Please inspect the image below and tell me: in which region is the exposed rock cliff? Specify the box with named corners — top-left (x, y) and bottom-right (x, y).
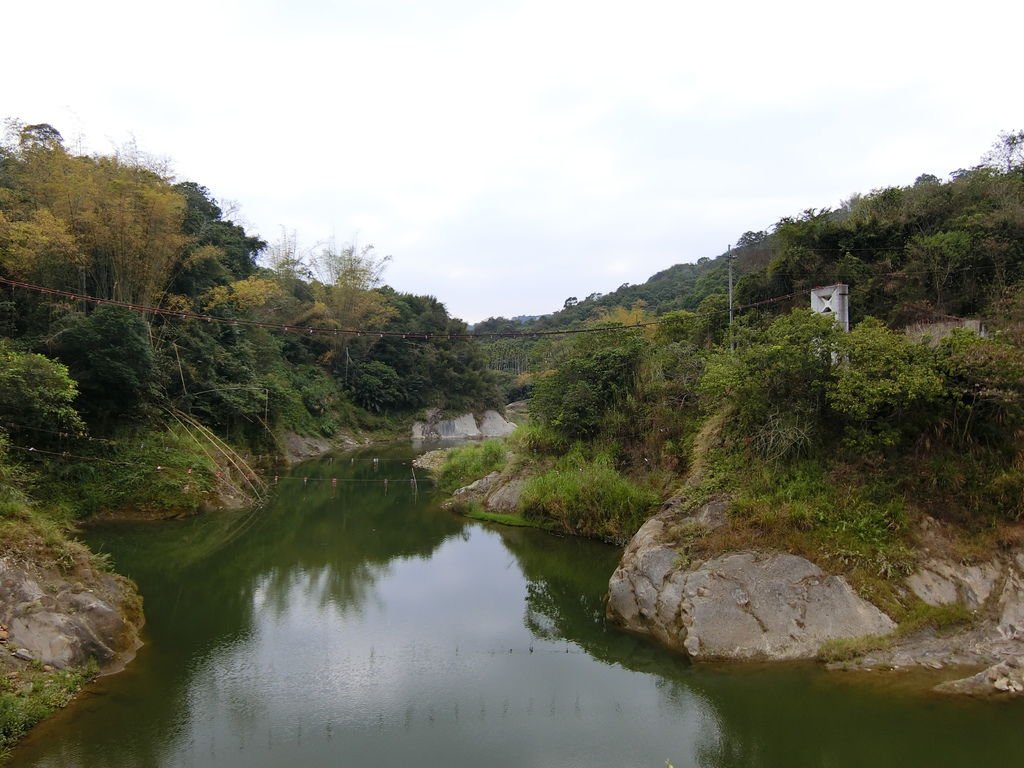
top-left (412, 409), bottom-right (516, 440)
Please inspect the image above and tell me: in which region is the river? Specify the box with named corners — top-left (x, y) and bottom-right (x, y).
top-left (9, 445), bottom-right (1024, 767)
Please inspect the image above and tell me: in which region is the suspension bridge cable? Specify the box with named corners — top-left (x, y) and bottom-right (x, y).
top-left (1, 260), bottom-right (1008, 343)
top-left (0, 275), bottom-right (809, 338)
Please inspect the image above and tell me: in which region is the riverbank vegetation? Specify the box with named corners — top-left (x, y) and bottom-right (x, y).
top-left (4, 120), bottom-right (1024, 746)
top-left (0, 120), bottom-right (502, 752)
top-left (438, 440), bottom-right (508, 492)
top-left (0, 120), bottom-right (500, 520)
top-left (0, 433), bottom-right (133, 761)
top-left (451, 133), bottom-right (1024, 617)
top-left (0, 658), bottom-right (98, 760)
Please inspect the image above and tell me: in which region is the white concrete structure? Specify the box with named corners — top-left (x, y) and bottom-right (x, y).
top-left (810, 284), bottom-right (850, 332)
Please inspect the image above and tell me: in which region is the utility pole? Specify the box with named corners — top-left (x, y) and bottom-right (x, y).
top-left (727, 244), bottom-right (734, 351)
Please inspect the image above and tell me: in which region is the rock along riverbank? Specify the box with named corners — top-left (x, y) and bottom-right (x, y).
top-left (605, 501), bottom-right (1024, 699)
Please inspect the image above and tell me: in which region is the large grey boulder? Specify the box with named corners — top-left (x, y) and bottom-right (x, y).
top-left (451, 472), bottom-right (502, 503)
top-left (0, 556), bottom-right (140, 670)
top-left (607, 512), bottom-right (896, 661)
top-left (486, 478), bottom-right (526, 513)
top-left (478, 411), bottom-right (517, 437)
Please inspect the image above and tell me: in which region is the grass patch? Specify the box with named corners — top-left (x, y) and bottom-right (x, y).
top-left (895, 601), bottom-right (974, 635)
top-left (34, 424), bottom-right (220, 519)
top-left (817, 602), bottom-right (975, 664)
top-left (438, 440), bottom-right (508, 492)
top-left (508, 422), bottom-right (567, 457)
top-left (680, 449), bottom-right (917, 613)
top-left (0, 659), bottom-right (98, 759)
top-left (519, 447), bottom-right (658, 544)
top-left (693, 453), bottom-right (911, 567)
top-left (0, 479), bottom-right (90, 573)
top-left (818, 634), bottom-right (894, 663)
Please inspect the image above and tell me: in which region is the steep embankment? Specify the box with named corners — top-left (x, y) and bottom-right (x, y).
top-left (0, 509), bottom-right (143, 755)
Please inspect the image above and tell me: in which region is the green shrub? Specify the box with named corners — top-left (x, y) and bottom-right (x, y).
top-left (531, 334), bottom-right (645, 441)
top-left (0, 341), bottom-right (85, 443)
top-left (0, 660), bottom-right (97, 757)
top-left (40, 425), bottom-right (218, 517)
top-left (828, 317), bottom-right (943, 450)
top-left (519, 448), bottom-right (657, 543)
top-left (438, 440), bottom-right (508, 492)
top-left (699, 310), bottom-right (839, 454)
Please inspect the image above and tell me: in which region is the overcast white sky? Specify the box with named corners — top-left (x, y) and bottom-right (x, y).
top-left (5, 0), bottom-right (1022, 322)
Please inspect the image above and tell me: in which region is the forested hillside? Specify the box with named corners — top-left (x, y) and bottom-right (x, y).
top-left (0, 120), bottom-right (509, 545)
top-left (461, 133), bottom-right (1024, 601)
top-left (0, 122), bottom-right (497, 449)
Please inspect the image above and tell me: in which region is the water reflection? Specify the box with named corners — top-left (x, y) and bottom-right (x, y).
top-left (10, 446), bottom-right (1024, 768)
top-left (498, 519), bottom-right (1024, 768)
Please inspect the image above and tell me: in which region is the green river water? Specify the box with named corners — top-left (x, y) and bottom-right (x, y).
top-left (9, 445), bottom-right (1023, 767)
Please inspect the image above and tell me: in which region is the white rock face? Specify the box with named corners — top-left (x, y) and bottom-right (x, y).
top-left (478, 410), bottom-right (517, 437)
top-left (607, 512), bottom-right (896, 661)
top-left (412, 410), bottom-right (516, 440)
top-left (998, 566), bottom-right (1024, 641)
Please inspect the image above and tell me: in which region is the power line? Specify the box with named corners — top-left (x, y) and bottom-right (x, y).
top-left (0, 276), bottom-right (655, 339)
top-left (1, 260), bottom-right (1011, 343)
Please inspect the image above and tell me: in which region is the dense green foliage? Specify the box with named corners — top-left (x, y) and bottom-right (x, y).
top-left (0, 341), bottom-right (85, 445)
top-left (530, 333), bottom-right (646, 441)
top-left (505, 132), bottom-right (1024, 562)
top-left (519, 448), bottom-right (658, 544)
top-left (0, 121), bottom-right (498, 477)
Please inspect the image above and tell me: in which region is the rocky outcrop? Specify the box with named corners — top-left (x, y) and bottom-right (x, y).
top-left (819, 557), bottom-right (1024, 684)
top-left (412, 449), bottom-right (449, 473)
top-left (906, 558), bottom-right (1001, 612)
top-left (607, 505), bottom-right (896, 661)
top-left (0, 555), bottom-right (142, 670)
top-left (444, 472), bottom-right (528, 516)
top-left (486, 478), bottom-right (526, 513)
top-left (935, 658), bottom-right (1024, 698)
top-left (412, 409), bottom-right (516, 440)
top-left (451, 472), bottom-right (502, 503)
top-left (817, 522), bottom-right (1024, 693)
top-left (281, 432), bottom-right (335, 463)
top-left (997, 556), bottom-right (1024, 641)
